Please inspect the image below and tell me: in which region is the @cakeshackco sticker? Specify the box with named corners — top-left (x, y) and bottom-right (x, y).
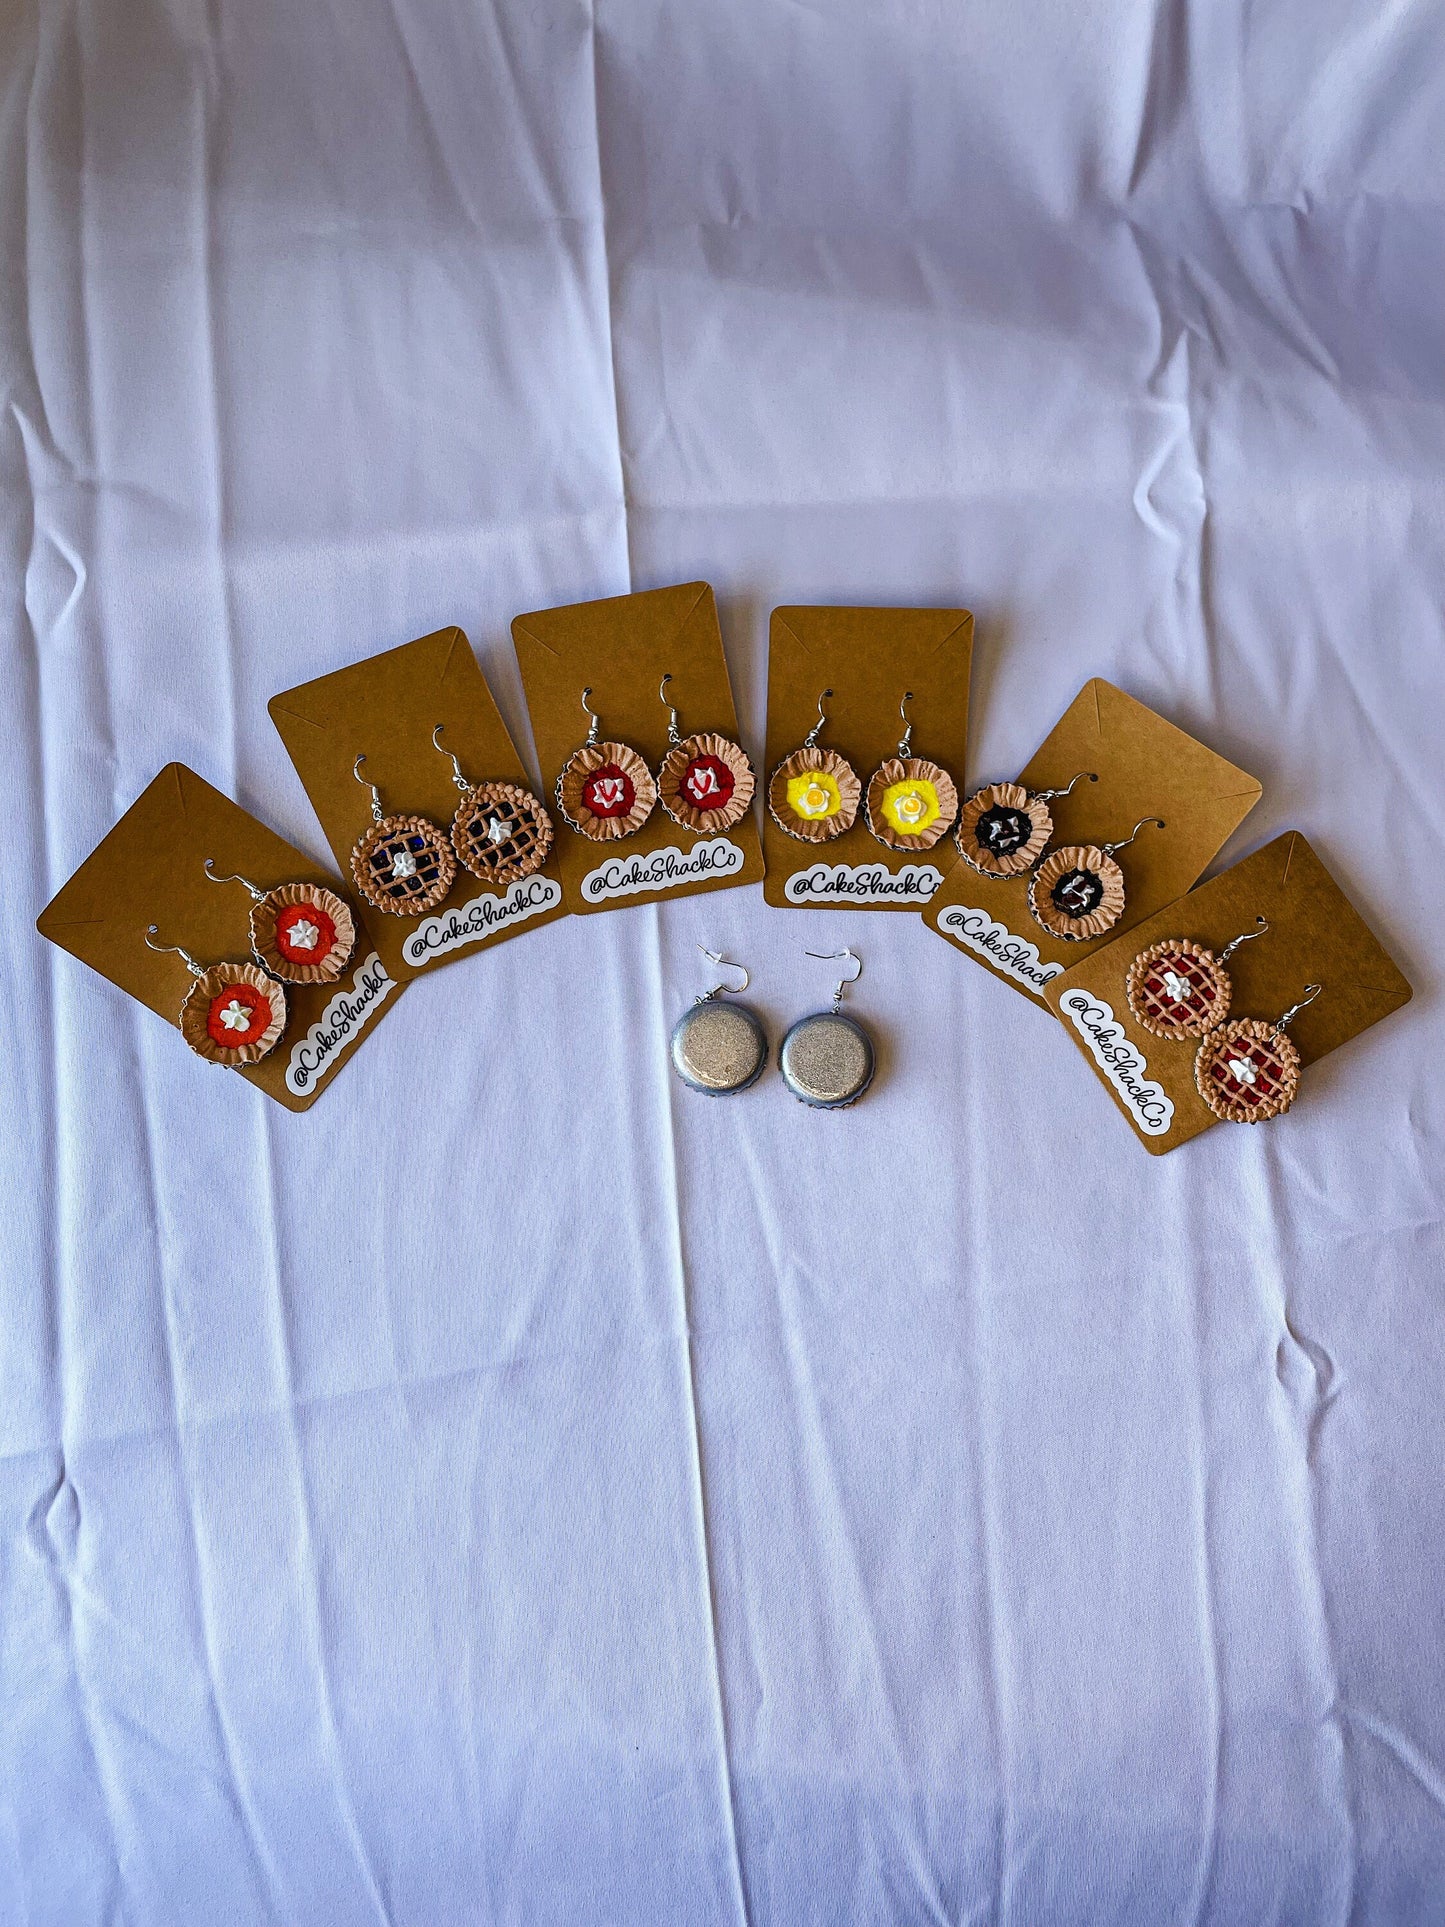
top-left (784, 861), bottom-right (943, 905)
top-left (285, 952), bottom-right (396, 1096)
top-left (1059, 988), bottom-right (1174, 1136)
top-left (936, 904), bottom-right (1063, 997)
top-left (402, 876), bottom-right (561, 966)
top-left (581, 838), bottom-right (745, 904)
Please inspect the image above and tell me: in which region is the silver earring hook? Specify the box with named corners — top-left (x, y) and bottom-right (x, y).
top-left (804, 689), bottom-right (833, 750)
top-left (805, 945), bottom-right (862, 1012)
top-left (581, 687), bottom-right (600, 748)
top-left (144, 925), bottom-right (205, 978)
top-left (432, 724), bottom-right (471, 794)
top-left (1101, 815), bottom-right (1165, 858)
top-left (1275, 982), bottom-right (1322, 1034)
top-left (1218, 915), bottom-right (1269, 965)
top-left (660, 674), bottom-right (682, 748)
top-left (203, 858), bottom-right (265, 902)
top-left (1032, 770), bottom-right (1098, 803)
top-left (697, 944), bottom-right (749, 1002)
top-left (353, 754), bottom-right (384, 824)
top-left (897, 691), bottom-right (914, 758)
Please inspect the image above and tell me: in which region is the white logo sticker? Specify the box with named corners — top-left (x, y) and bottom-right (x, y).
top-left (1059, 989), bottom-right (1175, 1136)
top-left (402, 875), bottom-right (561, 966)
top-left (285, 952), bottom-right (396, 1096)
top-left (581, 838), bottom-right (745, 903)
top-left (936, 904), bottom-right (1063, 998)
top-left (784, 861), bottom-right (943, 905)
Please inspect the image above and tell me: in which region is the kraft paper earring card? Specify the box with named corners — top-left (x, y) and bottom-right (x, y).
top-left (761, 605), bottom-right (973, 911)
top-left (36, 765), bottom-right (402, 1111)
top-left (1045, 832), bottom-right (1411, 1153)
top-left (924, 679), bottom-right (1262, 1002)
top-left (270, 627), bottom-right (567, 983)
top-left (511, 582), bottom-right (765, 914)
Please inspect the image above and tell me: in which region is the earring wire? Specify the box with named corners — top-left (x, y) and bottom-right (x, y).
top-left (805, 946), bottom-right (862, 1012)
top-left (432, 724), bottom-right (471, 794)
top-left (353, 755), bottom-right (385, 823)
top-left (697, 945), bottom-right (749, 1002)
top-left (660, 675), bottom-right (682, 748)
top-left (581, 687), bottom-right (600, 748)
top-left (203, 859), bottom-right (265, 902)
top-left (803, 689), bottom-right (833, 751)
top-left (1219, 915), bottom-right (1269, 965)
top-left (144, 925), bottom-right (205, 978)
top-left (1275, 983), bottom-right (1322, 1034)
top-left (1032, 770), bottom-right (1097, 803)
top-left (897, 691), bottom-right (914, 759)
top-left (1102, 816), bottom-right (1165, 857)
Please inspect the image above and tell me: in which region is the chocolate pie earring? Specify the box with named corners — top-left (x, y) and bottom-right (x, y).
top-left (655, 675), bottom-right (755, 834)
top-left (432, 725), bottom-right (554, 888)
top-left (144, 925), bottom-right (287, 1066)
top-left (556, 688), bottom-right (657, 840)
top-left (780, 948), bottom-right (875, 1109)
top-left (203, 859), bottom-right (356, 985)
top-left (768, 689), bottom-right (862, 842)
top-left (955, 770), bottom-right (1097, 878)
top-left (864, 692), bottom-right (959, 851)
top-left (349, 755), bottom-right (456, 916)
top-left (1195, 982), bottom-right (1322, 1123)
top-left (669, 947), bottom-right (768, 1096)
top-left (1028, 814), bottom-right (1165, 943)
top-left (1126, 916), bottom-right (1269, 1039)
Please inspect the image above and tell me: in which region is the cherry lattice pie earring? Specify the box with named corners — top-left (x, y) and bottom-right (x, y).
top-left (556, 688), bottom-right (657, 840)
top-left (432, 725), bottom-right (554, 888)
top-left (1195, 982), bottom-right (1322, 1123)
top-left (670, 947), bottom-right (768, 1096)
top-left (349, 755), bottom-right (456, 916)
top-left (780, 948), bottom-right (875, 1109)
top-left (1126, 916), bottom-right (1269, 1039)
top-left (955, 770), bottom-right (1097, 878)
top-left (768, 689), bottom-right (861, 842)
top-left (203, 858), bottom-right (355, 985)
top-left (864, 692), bottom-right (959, 851)
top-left (1028, 814), bottom-right (1165, 943)
top-left (655, 675), bottom-right (755, 834)
top-left (145, 925), bottom-right (287, 1066)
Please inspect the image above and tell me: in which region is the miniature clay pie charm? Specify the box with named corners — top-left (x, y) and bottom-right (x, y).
top-left (658, 732), bottom-right (755, 834)
top-left (452, 780), bottom-right (554, 885)
top-left (768, 746), bottom-right (861, 842)
top-left (1126, 939), bottom-right (1232, 1039)
top-left (1194, 1020), bottom-right (1302, 1123)
top-left (556, 741), bottom-right (657, 841)
top-left (180, 963), bottom-right (287, 1066)
top-left (865, 757), bottom-right (958, 852)
top-left (249, 883), bottom-right (355, 985)
top-left (955, 781), bottom-right (1053, 878)
top-left (1028, 844), bottom-right (1127, 942)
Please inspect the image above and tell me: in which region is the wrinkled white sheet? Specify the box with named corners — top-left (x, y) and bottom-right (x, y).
top-left (3, 1), bottom-right (1444, 1920)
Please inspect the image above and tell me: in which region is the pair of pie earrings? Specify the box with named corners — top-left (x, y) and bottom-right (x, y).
top-left (555, 679), bottom-right (755, 841)
top-left (349, 729), bottom-right (554, 916)
top-left (768, 690), bottom-right (959, 851)
top-left (1126, 916), bottom-right (1324, 1121)
top-left (669, 945), bottom-right (875, 1108)
top-left (147, 858), bottom-right (358, 1066)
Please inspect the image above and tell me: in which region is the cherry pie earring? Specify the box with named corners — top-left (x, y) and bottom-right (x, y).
top-left (556, 688), bottom-right (657, 840)
top-left (203, 858), bottom-right (355, 985)
top-left (349, 755), bottom-right (456, 916)
top-left (1126, 916), bottom-right (1269, 1039)
top-left (1028, 814), bottom-right (1165, 943)
top-left (432, 725), bottom-right (554, 888)
top-left (1195, 982), bottom-right (1322, 1123)
top-left (779, 948), bottom-right (875, 1109)
top-left (864, 691), bottom-right (959, 851)
top-left (655, 675), bottom-right (755, 834)
top-left (955, 770), bottom-right (1097, 878)
top-left (144, 925), bottom-right (287, 1066)
top-left (768, 689), bottom-right (862, 842)
top-left (669, 947), bottom-right (768, 1095)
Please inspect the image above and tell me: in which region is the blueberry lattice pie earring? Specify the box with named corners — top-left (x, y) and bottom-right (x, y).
top-left (556, 688), bottom-right (657, 840)
top-left (1126, 916), bottom-right (1269, 1039)
top-left (203, 858), bottom-right (356, 985)
top-left (864, 692), bottom-right (959, 851)
top-left (1028, 814), bottom-right (1165, 943)
top-left (349, 754), bottom-right (456, 916)
top-left (432, 725), bottom-right (554, 888)
top-left (669, 947), bottom-right (768, 1095)
top-left (655, 675), bottom-right (755, 834)
top-left (779, 948), bottom-right (875, 1109)
top-left (955, 770), bottom-right (1097, 878)
top-left (144, 924), bottom-right (287, 1065)
top-left (768, 689), bottom-right (862, 842)
top-left (1195, 982), bottom-right (1322, 1123)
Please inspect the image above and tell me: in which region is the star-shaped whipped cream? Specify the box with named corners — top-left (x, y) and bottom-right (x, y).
top-left (288, 918), bottom-right (320, 951)
top-left (1227, 1055), bottom-right (1258, 1086)
top-left (1162, 969), bottom-right (1192, 1003)
top-left (487, 815), bottom-right (510, 844)
top-left (218, 998), bottom-right (253, 1033)
top-left (391, 849), bottom-right (418, 879)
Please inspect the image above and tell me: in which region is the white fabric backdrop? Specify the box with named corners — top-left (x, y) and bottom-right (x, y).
top-left (3, 1), bottom-right (1443, 1920)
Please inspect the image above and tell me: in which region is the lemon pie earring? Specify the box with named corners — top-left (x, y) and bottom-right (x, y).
top-left (655, 675), bottom-right (755, 833)
top-left (432, 725), bottom-right (554, 888)
top-left (955, 770), bottom-right (1097, 878)
top-left (349, 755), bottom-right (456, 916)
top-left (768, 689), bottom-right (861, 842)
top-left (556, 688), bottom-right (657, 840)
top-left (1195, 982), bottom-right (1322, 1123)
top-left (1028, 814), bottom-right (1165, 943)
top-left (670, 948), bottom-right (768, 1095)
top-left (144, 925), bottom-right (287, 1066)
top-left (864, 691), bottom-right (959, 851)
top-left (1126, 917), bottom-right (1269, 1039)
top-left (780, 948), bottom-right (875, 1109)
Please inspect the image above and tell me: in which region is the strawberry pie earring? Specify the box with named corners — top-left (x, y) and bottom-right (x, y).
top-left (768, 689), bottom-right (861, 842)
top-left (1126, 916), bottom-right (1269, 1039)
top-left (1195, 982), bottom-right (1322, 1123)
top-left (864, 692), bottom-right (959, 851)
top-left (780, 948), bottom-right (875, 1109)
top-left (203, 859), bottom-right (356, 984)
top-left (432, 725), bottom-right (554, 888)
top-left (1028, 814), bottom-right (1165, 943)
top-left (655, 675), bottom-right (755, 833)
top-left (556, 688), bottom-right (657, 840)
top-left (669, 947), bottom-right (768, 1095)
top-left (955, 770), bottom-right (1097, 878)
top-left (349, 755), bottom-right (456, 915)
top-left (144, 925), bottom-right (287, 1065)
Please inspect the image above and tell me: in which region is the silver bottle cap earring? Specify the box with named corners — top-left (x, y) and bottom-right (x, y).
top-left (779, 949), bottom-right (875, 1108)
top-left (670, 948), bottom-right (768, 1095)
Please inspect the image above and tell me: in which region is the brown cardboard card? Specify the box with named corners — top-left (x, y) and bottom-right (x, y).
top-left (511, 582), bottom-right (764, 912)
top-left (270, 627), bottom-right (567, 981)
top-left (1045, 832), bottom-right (1412, 1153)
top-left (35, 765), bottom-right (402, 1111)
top-left (925, 680), bottom-right (1262, 1002)
top-left (761, 605), bottom-right (974, 911)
